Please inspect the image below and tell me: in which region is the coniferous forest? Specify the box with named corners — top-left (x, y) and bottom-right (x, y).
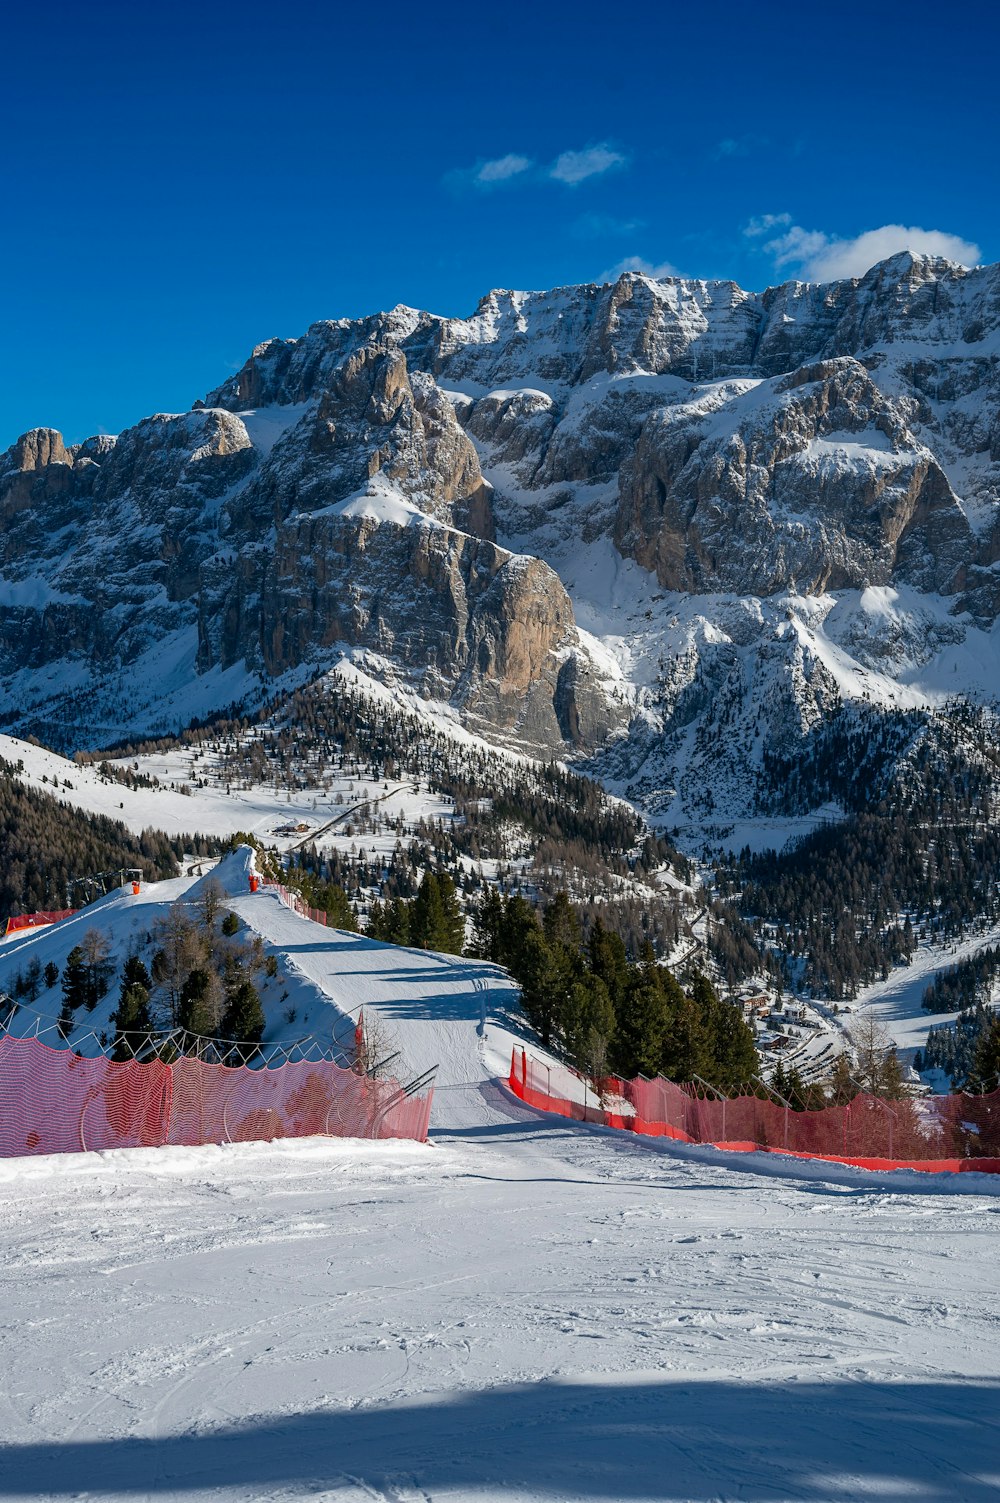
top-left (0, 758), bottom-right (218, 917)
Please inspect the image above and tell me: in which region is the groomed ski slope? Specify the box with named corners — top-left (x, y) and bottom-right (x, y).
top-left (0, 849), bottom-right (532, 1122)
top-left (1, 855), bottom-right (999, 1501)
top-left (2, 1124), bottom-right (998, 1501)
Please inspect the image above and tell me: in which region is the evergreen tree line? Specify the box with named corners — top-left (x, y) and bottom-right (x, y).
top-left (725, 808), bottom-right (1000, 998)
top-left (252, 844), bottom-right (759, 1092)
top-left (85, 673), bottom-right (713, 970)
top-left (470, 888), bottom-right (759, 1089)
top-left (914, 1003), bottom-right (1000, 1090)
top-left (755, 703), bottom-right (929, 816)
top-left (755, 699), bottom-right (1000, 821)
top-left (724, 700), bottom-right (1000, 998)
top-left (0, 759), bottom-right (220, 918)
top-left (921, 946), bottom-right (1000, 1014)
top-left (267, 835), bottom-right (704, 968)
top-left (50, 885), bottom-right (270, 1062)
top-left (367, 871), bottom-right (465, 953)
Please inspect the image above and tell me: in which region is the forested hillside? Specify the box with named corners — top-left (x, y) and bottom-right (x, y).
top-left (0, 758), bottom-right (216, 917)
top-left (718, 703), bottom-right (1000, 998)
top-left (95, 680), bottom-right (732, 965)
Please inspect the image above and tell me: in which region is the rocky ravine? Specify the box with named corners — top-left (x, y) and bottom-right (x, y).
top-left (2, 252), bottom-right (999, 834)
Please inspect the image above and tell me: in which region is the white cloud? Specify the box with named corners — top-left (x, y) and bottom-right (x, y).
top-left (573, 212), bottom-right (645, 239)
top-left (711, 134), bottom-right (766, 161)
top-left (762, 223), bottom-right (831, 268)
top-left (446, 142), bottom-right (629, 194)
top-left (803, 225), bottom-right (981, 281)
top-left (744, 214), bottom-right (980, 281)
top-left (743, 212), bottom-right (792, 239)
top-left (474, 154), bottom-right (534, 185)
top-left (600, 255), bottom-right (679, 283)
top-left (550, 144), bottom-right (626, 185)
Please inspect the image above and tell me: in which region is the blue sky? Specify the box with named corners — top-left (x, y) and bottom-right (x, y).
top-left (2, 0), bottom-right (996, 445)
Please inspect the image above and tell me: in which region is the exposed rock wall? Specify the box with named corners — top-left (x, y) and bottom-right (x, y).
top-left (2, 252), bottom-right (999, 756)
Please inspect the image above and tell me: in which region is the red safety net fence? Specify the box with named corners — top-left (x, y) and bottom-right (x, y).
top-left (508, 1048), bottom-right (1000, 1175)
top-left (4, 909), bottom-right (76, 936)
top-left (260, 880), bottom-right (330, 926)
top-left (0, 1035), bottom-right (433, 1159)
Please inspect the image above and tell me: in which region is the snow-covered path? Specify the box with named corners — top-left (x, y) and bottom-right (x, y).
top-left (1, 1127), bottom-right (998, 1502)
top-left (225, 882), bottom-right (522, 1132)
top-left (854, 920), bottom-right (1000, 1056)
top-left (2, 854), bottom-right (1000, 1500)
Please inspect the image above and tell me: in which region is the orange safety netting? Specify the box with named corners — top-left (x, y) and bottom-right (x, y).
top-left (259, 880), bottom-right (330, 926)
top-left (508, 1048), bottom-right (1000, 1175)
top-left (0, 1035), bottom-right (433, 1160)
top-left (5, 909), bottom-right (76, 935)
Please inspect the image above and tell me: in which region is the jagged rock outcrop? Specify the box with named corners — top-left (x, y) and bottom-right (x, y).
top-left (613, 357), bottom-right (974, 596)
top-left (2, 252), bottom-right (999, 778)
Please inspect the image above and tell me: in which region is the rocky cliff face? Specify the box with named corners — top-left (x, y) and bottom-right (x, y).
top-left (2, 253), bottom-right (999, 827)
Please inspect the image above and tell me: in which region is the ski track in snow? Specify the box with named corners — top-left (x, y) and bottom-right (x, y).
top-left (1, 1129), bottom-right (999, 1502)
top-left (1, 855), bottom-right (999, 1500)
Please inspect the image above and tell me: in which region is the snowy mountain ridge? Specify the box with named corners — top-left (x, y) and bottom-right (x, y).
top-left (3, 251), bottom-right (1000, 845)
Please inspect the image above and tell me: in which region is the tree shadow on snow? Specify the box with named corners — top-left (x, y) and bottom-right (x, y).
top-left (2, 1377), bottom-right (997, 1499)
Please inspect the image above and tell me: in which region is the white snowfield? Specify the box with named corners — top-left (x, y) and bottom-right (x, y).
top-left (1, 853), bottom-right (999, 1501)
top-left (0, 720), bottom-right (464, 854)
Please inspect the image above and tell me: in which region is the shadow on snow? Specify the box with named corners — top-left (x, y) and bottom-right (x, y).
top-left (2, 1378), bottom-right (997, 1499)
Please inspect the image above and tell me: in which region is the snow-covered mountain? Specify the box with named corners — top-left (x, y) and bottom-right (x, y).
top-left (3, 252), bottom-right (1000, 841)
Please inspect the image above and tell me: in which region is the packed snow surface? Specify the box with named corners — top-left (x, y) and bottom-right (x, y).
top-left (2, 857), bottom-right (999, 1500)
top-left (2, 1130), bottom-right (998, 1502)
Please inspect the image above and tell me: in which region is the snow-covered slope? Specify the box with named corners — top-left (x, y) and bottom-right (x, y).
top-left (0, 849), bottom-right (530, 1127)
top-left (1, 1095), bottom-right (998, 1501)
top-left (0, 724), bottom-right (463, 852)
top-left (4, 252), bottom-right (1000, 844)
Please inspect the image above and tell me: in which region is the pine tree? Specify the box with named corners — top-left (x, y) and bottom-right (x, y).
top-left (967, 1014), bottom-right (1000, 1094)
top-left (222, 976), bottom-right (265, 1044)
top-left (410, 873), bottom-right (443, 950)
top-left (178, 967), bottom-right (221, 1037)
top-left (61, 947), bottom-right (88, 1012)
top-left (433, 872), bottom-right (465, 954)
top-left (543, 892), bottom-right (580, 955)
top-left (43, 961), bottom-right (59, 990)
top-left (564, 971), bottom-right (615, 1076)
top-left (111, 982), bottom-right (152, 1062)
top-left (499, 895), bottom-right (542, 976)
top-left (323, 885), bottom-right (357, 932)
top-left (660, 971), bottom-right (710, 1083)
top-left (409, 871), bottom-right (463, 953)
top-left (587, 919), bottom-right (629, 1010)
top-left (828, 1053), bottom-right (857, 1104)
top-left (471, 887), bottom-right (505, 962)
top-left (383, 897), bottom-right (412, 945)
top-left (613, 965), bottom-right (669, 1078)
top-left (122, 954), bottom-right (152, 992)
top-left (689, 971), bottom-right (758, 1090)
top-left (22, 958), bottom-right (42, 1002)
top-left (518, 930), bottom-right (566, 1049)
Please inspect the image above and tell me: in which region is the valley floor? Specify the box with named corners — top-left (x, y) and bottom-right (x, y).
top-left (2, 1108), bottom-right (999, 1502)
